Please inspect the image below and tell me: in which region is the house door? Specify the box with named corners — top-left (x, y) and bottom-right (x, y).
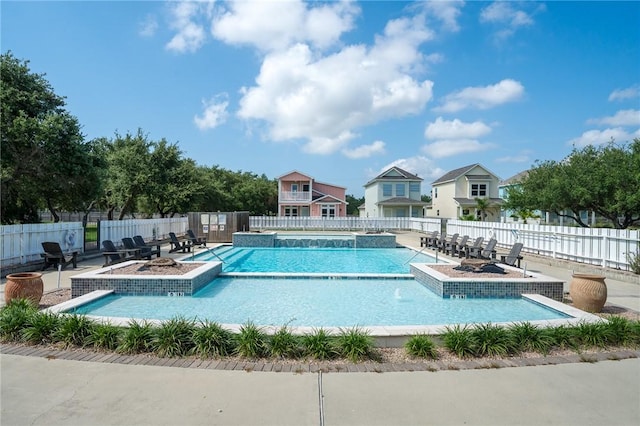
top-left (321, 205), bottom-right (336, 218)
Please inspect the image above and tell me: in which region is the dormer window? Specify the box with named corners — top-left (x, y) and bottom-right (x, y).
top-left (471, 183), bottom-right (487, 197)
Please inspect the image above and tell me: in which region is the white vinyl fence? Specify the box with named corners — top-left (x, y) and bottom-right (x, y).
top-left (1, 217), bottom-right (188, 269)
top-left (249, 216), bottom-right (438, 232)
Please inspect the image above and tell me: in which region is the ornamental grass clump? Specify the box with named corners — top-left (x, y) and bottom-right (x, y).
top-left (21, 311), bottom-right (60, 345)
top-left (87, 323), bottom-right (122, 351)
top-left (268, 326), bottom-right (301, 359)
top-left (192, 320), bottom-right (234, 358)
top-left (405, 334), bottom-right (439, 360)
top-left (604, 316), bottom-right (636, 347)
top-left (117, 320), bottom-right (155, 354)
top-left (152, 316), bottom-right (196, 357)
top-left (442, 324), bottom-right (477, 358)
top-left (55, 314), bottom-right (95, 348)
top-left (574, 321), bottom-right (613, 349)
top-left (471, 323), bottom-right (514, 357)
top-left (302, 328), bottom-right (337, 360)
top-left (335, 326), bottom-right (374, 363)
top-left (0, 299), bottom-right (37, 342)
top-left (235, 321), bottom-right (268, 358)
top-left (548, 324), bottom-right (578, 351)
top-left (508, 322), bottom-right (555, 355)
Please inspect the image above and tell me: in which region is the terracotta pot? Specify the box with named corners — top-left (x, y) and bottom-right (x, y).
top-left (569, 273), bottom-right (607, 313)
top-left (4, 272), bottom-right (44, 306)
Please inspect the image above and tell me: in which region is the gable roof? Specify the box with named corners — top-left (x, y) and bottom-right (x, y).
top-left (499, 170), bottom-right (529, 186)
top-left (364, 166), bottom-right (422, 187)
top-left (277, 170), bottom-right (346, 190)
top-left (432, 163), bottom-right (501, 185)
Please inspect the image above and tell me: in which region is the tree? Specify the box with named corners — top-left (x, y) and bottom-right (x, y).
top-left (346, 194), bottom-right (364, 216)
top-left (474, 197), bottom-right (497, 221)
top-left (1, 51), bottom-right (101, 223)
top-left (506, 140), bottom-right (640, 229)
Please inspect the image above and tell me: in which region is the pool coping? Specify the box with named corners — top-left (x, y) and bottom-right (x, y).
top-left (45, 290), bottom-right (604, 348)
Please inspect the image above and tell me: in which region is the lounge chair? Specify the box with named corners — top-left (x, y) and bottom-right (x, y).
top-left (169, 232), bottom-right (191, 253)
top-left (133, 235), bottom-right (161, 258)
top-left (40, 241), bottom-right (78, 271)
top-left (470, 238), bottom-right (497, 260)
top-left (102, 240), bottom-right (138, 267)
top-left (187, 229), bottom-right (207, 247)
top-left (498, 242), bottom-right (524, 268)
top-left (441, 233), bottom-right (459, 254)
top-left (122, 237), bottom-right (153, 260)
top-left (462, 237), bottom-right (484, 258)
top-left (420, 231), bottom-right (438, 247)
top-left (446, 235), bottom-right (468, 256)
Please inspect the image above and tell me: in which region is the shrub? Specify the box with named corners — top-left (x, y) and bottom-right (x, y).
top-left (605, 316), bottom-right (635, 347)
top-left (626, 248), bottom-right (640, 275)
top-left (405, 334), bottom-right (438, 359)
top-left (0, 299), bottom-right (37, 342)
top-left (442, 324), bottom-right (476, 358)
top-left (192, 320), bottom-right (234, 358)
top-left (574, 321), bottom-right (612, 349)
top-left (87, 323), bottom-right (122, 350)
top-left (509, 322), bottom-right (554, 355)
top-left (335, 327), bottom-right (374, 363)
top-left (302, 328), bottom-right (337, 360)
top-left (55, 314), bottom-right (95, 347)
top-left (235, 321), bottom-right (267, 358)
top-left (22, 311), bottom-right (60, 345)
top-left (268, 326), bottom-right (301, 359)
top-left (152, 316), bottom-right (196, 357)
top-left (548, 325), bottom-right (578, 350)
top-left (472, 323), bottom-right (514, 357)
top-left (118, 320), bottom-right (155, 354)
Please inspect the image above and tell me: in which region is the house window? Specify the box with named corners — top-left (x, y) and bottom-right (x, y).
top-left (284, 207), bottom-right (298, 217)
top-left (302, 184), bottom-right (310, 192)
top-left (409, 183), bottom-right (420, 193)
top-left (436, 210), bottom-right (440, 216)
top-left (471, 183), bottom-right (487, 197)
top-left (382, 184), bottom-right (392, 196)
top-left (462, 209), bottom-right (469, 215)
top-left (291, 184), bottom-right (298, 192)
top-left (396, 184), bottom-right (405, 197)
top-left (434, 188), bottom-right (438, 198)
top-left (321, 204), bottom-right (336, 218)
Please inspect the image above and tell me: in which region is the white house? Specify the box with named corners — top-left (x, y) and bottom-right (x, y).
top-left (360, 167), bottom-right (427, 217)
top-left (425, 163), bottom-right (503, 221)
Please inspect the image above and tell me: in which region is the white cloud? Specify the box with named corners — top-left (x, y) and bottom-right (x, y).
top-left (422, 139), bottom-right (496, 158)
top-left (587, 109), bottom-right (640, 127)
top-left (435, 79), bottom-right (524, 113)
top-left (609, 85), bottom-right (640, 101)
top-left (211, 0), bottom-right (359, 52)
top-left (237, 13), bottom-right (435, 155)
top-left (568, 128), bottom-right (640, 147)
top-left (139, 14), bottom-right (158, 37)
top-left (423, 0), bottom-right (464, 32)
top-left (165, 1), bottom-right (208, 53)
top-left (495, 153), bottom-right (531, 164)
top-left (342, 140), bottom-right (386, 159)
top-left (425, 117), bottom-right (492, 140)
top-left (194, 95), bottom-right (229, 130)
top-left (380, 156), bottom-right (444, 182)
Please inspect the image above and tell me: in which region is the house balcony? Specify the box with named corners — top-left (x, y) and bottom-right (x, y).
top-left (280, 191), bottom-right (311, 202)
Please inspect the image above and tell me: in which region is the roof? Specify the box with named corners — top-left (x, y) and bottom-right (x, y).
top-left (453, 197), bottom-right (504, 206)
top-left (376, 197), bottom-right (428, 206)
top-left (432, 164), bottom-right (478, 185)
top-left (277, 170), bottom-right (347, 190)
top-left (499, 170), bottom-right (529, 186)
top-left (364, 166), bottom-right (422, 187)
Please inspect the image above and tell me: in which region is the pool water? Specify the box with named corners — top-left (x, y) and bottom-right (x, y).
top-left (192, 247), bottom-right (434, 273)
top-left (72, 277), bottom-right (569, 327)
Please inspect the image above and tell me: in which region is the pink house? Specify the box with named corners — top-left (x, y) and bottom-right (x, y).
top-left (277, 171), bottom-right (348, 217)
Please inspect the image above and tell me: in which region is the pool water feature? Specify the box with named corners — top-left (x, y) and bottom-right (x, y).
top-left (193, 246), bottom-right (435, 274)
top-left (71, 276), bottom-right (570, 327)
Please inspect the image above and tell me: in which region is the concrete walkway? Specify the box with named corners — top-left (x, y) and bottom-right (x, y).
top-left (1, 231), bottom-right (640, 425)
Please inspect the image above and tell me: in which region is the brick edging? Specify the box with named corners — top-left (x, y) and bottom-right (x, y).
top-left (2, 343), bottom-right (638, 373)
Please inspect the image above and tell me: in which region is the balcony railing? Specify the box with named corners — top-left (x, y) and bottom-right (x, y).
top-left (280, 191), bottom-right (311, 202)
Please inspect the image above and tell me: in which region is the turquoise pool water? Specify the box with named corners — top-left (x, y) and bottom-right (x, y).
top-left (191, 246), bottom-right (434, 273)
top-left (72, 277), bottom-right (569, 326)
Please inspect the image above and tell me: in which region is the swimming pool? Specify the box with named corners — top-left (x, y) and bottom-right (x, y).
top-left (190, 246), bottom-right (435, 274)
top-left (71, 277), bottom-right (570, 327)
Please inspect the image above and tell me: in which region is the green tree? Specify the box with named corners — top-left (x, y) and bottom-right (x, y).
top-left (346, 194), bottom-right (364, 216)
top-left (1, 52), bottom-right (101, 223)
top-left (507, 140), bottom-right (640, 228)
top-left (474, 197), bottom-right (497, 222)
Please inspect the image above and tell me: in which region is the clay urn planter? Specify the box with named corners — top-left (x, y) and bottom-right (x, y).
top-left (4, 272), bottom-right (44, 306)
top-left (569, 273), bottom-right (607, 313)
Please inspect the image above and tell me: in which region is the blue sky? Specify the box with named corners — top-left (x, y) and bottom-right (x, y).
top-left (3, 1), bottom-right (639, 197)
